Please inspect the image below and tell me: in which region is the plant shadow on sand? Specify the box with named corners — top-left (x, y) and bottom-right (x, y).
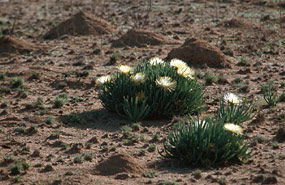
top-left (59, 108), bottom-right (171, 132)
top-left (150, 158), bottom-right (238, 176)
top-left (59, 108), bottom-right (125, 132)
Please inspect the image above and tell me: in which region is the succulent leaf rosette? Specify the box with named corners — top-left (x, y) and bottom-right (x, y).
top-left (217, 92), bottom-right (254, 125)
top-left (161, 116), bottom-right (251, 167)
top-left (98, 57), bottom-right (204, 121)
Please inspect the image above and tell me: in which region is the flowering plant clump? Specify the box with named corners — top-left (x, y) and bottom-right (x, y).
top-left (216, 93), bottom-right (254, 125)
top-left (98, 58), bottom-right (204, 121)
top-left (161, 116), bottom-right (251, 167)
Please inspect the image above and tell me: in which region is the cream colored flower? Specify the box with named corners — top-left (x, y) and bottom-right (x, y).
top-left (149, 57), bottom-right (164, 66)
top-left (96, 75), bottom-right (111, 85)
top-left (170, 58), bottom-right (188, 69)
top-left (177, 66), bottom-right (195, 78)
top-left (224, 93), bottom-right (241, 104)
top-left (117, 65), bottom-right (133, 74)
top-left (156, 76), bottom-right (177, 91)
top-left (224, 123), bottom-right (243, 135)
top-left (130, 73), bottom-right (146, 85)
top-left (135, 91), bottom-right (145, 101)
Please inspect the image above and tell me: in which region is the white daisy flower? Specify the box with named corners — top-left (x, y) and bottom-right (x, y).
top-left (224, 93), bottom-right (241, 104)
top-left (130, 73), bottom-right (146, 85)
top-left (224, 123), bottom-right (243, 135)
top-left (96, 75), bottom-right (112, 85)
top-left (155, 76), bottom-right (177, 91)
top-left (149, 57), bottom-right (164, 66)
top-left (117, 65), bottom-right (133, 74)
top-left (170, 58), bottom-right (188, 69)
top-left (177, 66), bottom-right (195, 78)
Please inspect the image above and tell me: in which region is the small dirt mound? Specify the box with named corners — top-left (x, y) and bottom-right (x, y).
top-left (0, 36), bottom-right (38, 55)
top-left (94, 153), bottom-right (145, 176)
top-left (111, 29), bottom-right (180, 48)
top-left (218, 18), bottom-right (259, 29)
top-left (166, 37), bottom-right (232, 68)
top-left (44, 11), bottom-right (116, 39)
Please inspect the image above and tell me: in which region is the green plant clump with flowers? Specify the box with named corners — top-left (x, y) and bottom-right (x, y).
top-left (161, 93), bottom-right (254, 167)
top-left (97, 57), bottom-right (204, 121)
top-left (216, 93), bottom-right (254, 125)
top-left (161, 116), bottom-right (251, 167)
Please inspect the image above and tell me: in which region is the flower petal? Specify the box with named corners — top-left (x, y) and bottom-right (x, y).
top-left (155, 76), bottom-right (177, 91)
top-left (224, 123), bottom-right (243, 135)
top-left (149, 57), bottom-right (164, 66)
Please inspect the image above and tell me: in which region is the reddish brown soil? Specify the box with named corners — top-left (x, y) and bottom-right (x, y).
top-left (218, 18), bottom-right (260, 29)
top-left (94, 153), bottom-right (145, 176)
top-left (167, 37), bottom-right (232, 68)
top-left (112, 29), bottom-right (180, 48)
top-left (0, 36), bottom-right (38, 55)
top-left (44, 11), bottom-right (116, 39)
top-left (0, 0), bottom-right (284, 185)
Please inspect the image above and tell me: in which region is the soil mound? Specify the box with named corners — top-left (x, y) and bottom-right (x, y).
top-left (44, 11), bottom-right (116, 39)
top-left (166, 37), bottom-right (232, 68)
top-left (218, 18), bottom-right (259, 29)
top-left (94, 153), bottom-right (145, 176)
top-left (0, 36), bottom-right (38, 55)
top-left (111, 29), bottom-right (180, 48)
